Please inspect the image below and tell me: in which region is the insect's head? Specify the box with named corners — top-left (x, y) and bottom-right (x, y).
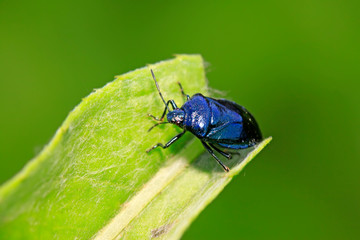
top-left (167, 109), bottom-right (185, 127)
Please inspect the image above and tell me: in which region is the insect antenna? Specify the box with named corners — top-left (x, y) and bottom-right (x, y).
top-left (151, 69), bottom-right (170, 111)
top-left (148, 122), bottom-right (170, 132)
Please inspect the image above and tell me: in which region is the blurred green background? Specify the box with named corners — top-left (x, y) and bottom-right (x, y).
top-left (0, 0), bottom-right (359, 239)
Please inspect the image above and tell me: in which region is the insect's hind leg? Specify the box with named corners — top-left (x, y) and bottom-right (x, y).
top-left (201, 141), bottom-right (230, 172)
top-left (209, 143), bottom-right (232, 159)
top-left (177, 82), bottom-right (190, 101)
top-left (146, 130), bottom-right (186, 153)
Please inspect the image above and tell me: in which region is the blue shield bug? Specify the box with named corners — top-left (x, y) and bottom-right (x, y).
top-left (146, 70), bottom-right (262, 172)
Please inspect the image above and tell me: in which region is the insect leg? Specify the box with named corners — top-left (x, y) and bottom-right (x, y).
top-left (148, 100), bottom-right (178, 121)
top-left (169, 100), bottom-right (178, 109)
top-left (147, 122), bottom-right (170, 132)
top-left (201, 141), bottom-right (230, 172)
top-left (209, 143), bottom-right (232, 159)
top-left (177, 82), bottom-right (190, 101)
top-left (146, 130), bottom-right (186, 153)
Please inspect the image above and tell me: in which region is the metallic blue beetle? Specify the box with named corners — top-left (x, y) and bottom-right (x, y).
top-left (147, 70), bottom-right (262, 172)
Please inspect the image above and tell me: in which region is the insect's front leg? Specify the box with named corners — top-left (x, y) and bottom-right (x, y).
top-left (148, 100), bottom-right (178, 121)
top-left (146, 130), bottom-right (186, 153)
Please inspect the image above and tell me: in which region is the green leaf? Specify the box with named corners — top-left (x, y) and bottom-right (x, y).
top-left (0, 55), bottom-right (271, 240)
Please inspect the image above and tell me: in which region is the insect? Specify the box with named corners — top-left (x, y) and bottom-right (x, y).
top-left (146, 69), bottom-right (262, 172)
